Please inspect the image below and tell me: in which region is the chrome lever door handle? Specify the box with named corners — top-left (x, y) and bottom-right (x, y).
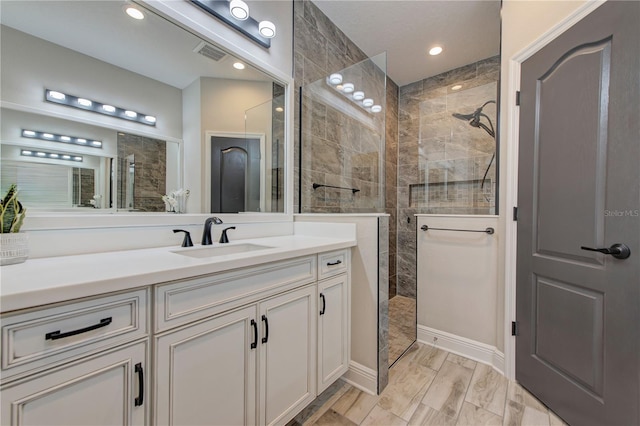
top-left (580, 243), bottom-right (631, 259)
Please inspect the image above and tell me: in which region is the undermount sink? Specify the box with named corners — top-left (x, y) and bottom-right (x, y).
top-left (172, 243), bottom-right (273, 258)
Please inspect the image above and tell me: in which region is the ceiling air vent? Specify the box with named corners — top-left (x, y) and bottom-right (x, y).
top-left (193, 41), bottom-right (227, 62)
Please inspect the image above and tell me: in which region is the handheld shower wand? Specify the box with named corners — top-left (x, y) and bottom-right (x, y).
top-left (452, 100), bottom-right (496, 200)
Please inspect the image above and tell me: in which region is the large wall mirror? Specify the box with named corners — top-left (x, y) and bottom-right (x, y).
top-left (0, 0), bottom-right (286, 214)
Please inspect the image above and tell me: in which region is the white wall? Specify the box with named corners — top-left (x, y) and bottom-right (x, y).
top-left (497, 0), bottom-right (591, 372)
top-left (416, 215), bottom-right (501, 370)
top-left (0, 26), bottom-right (183, 140)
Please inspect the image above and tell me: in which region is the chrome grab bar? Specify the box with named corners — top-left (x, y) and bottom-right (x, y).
top-left (421, 225), bottom-right (494, 235)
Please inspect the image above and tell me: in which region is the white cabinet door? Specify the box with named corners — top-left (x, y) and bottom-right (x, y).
top-left (0, 340), bottom-right (147, 426)
top-left (317, 274), bottom-right (349, 393)
top-left (259, 285), bottom-right (316, 426)
top-left (154, 305), bottom-right (257, 426)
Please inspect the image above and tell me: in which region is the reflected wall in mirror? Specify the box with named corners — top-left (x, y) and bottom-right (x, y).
top-left (0, 0), bottom-right (287, 214)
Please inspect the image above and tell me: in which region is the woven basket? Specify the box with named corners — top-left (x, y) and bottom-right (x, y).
top-left (1, 233), bottom-right (29, 266)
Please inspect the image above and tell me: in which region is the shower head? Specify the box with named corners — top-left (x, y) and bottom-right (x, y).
top-left (452, 100), bottom-right (496, 138)
top-left (452, 111), bottom-right (477, 121)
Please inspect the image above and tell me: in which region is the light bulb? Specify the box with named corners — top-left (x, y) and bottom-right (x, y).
top-left (48, 91), bottom-right (66, 100)
top-left (233, 62), bottom-right (246, 70)
top-left (329, 73), bottom-right (343, 85)
top-left (102, 105), bottom-right (116, 113)
top-left (429, 46), bottom-right (443, 56)
top-left (144, 115), bottom-right (156, 123)
top-left (259, 21), bottom-right (276, 38)
top-left (60, 136), bottom-right (71, 142)
top-left (229, 0), bottom-right (249, 20)
top-left (353, 91), bottom-right (365, 101)
top-left (43, 133), bottom-right (54, 139)
top-left (77, 98), bottom-right (92, 107)
top-left (124, 110), bottom-right (137, 118)
top-left (22, 130), bottom-right (36, 137)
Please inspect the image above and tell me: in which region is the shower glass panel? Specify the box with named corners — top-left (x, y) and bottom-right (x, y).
top-left (299, 53), bottom-right (387, 213)
top-left (244, 92), bottom-right (286, 213)
top-left (409, 70), bottom-right (498, 215)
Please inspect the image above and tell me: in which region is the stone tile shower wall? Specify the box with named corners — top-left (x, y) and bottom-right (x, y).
top-left (293, 0), bottom-right (398, 296)
top-left (293, 0), bottom-right (398, 390)
top-left (396, 56), bottom-right (499, 298)
top-left (117, 133), bottom-right (166, 212)
top-left (299, 58), bottom-right (386, 212)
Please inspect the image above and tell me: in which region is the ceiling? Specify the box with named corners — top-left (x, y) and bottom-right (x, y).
top-left (312, 0), bottom-right (501, 87)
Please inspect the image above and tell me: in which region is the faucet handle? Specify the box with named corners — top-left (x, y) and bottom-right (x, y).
top-left (173, 229), bottom-right (193, 247)
top-left (219, 226), bottom-right (236, 244)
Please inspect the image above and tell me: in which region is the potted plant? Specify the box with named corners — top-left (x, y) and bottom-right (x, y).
top-left (1, 184), bottom-right (29, 265)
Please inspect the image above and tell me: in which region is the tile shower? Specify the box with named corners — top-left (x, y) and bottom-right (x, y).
top-left (396, 56), bottom-right (500, 298)
top-left (293, 0), bottom-right (499, 393)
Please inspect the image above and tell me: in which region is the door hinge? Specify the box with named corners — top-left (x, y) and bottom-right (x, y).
top-left (513, 206), bottom-right (518, 221)
top-left (511, 321), bottom-right (519, 336)
top-left (515, 91), bottom-right (521, 106)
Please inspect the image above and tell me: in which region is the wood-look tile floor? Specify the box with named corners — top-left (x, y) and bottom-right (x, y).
top-left (292, 343), bottom-right (568, 426)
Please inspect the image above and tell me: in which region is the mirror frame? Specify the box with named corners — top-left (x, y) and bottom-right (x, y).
top-left (11, 0), bottom-right (295, 231)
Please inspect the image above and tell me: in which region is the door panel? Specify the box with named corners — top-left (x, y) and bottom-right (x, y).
top-left (534, 40), bottom-right (610, 263)
top-left (516, 2), bottom-right (640, 425)
top-left (210, 136), bottom-right (261, 213)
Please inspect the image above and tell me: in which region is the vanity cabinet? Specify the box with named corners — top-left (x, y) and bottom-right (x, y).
top-left (1, 248), bottom-right (351, 426)
top-left (1, 340), bottom-right (148, 426)
top-left (316, 250), bottom-right (350, 394)
top-left (0, 289), bottom-right (150, 426)
top-left (154, 256), bottom-right (319, 426)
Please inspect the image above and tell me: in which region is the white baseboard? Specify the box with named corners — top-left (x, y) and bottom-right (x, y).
top-left (343, 361), bottom-right (377, 395)
top-left (417, 325), bottom-right (505, 375)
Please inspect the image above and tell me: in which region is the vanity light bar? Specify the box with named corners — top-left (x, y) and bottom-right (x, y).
top-left (326, 79), bottom-right (382, 114)
top-left (44, 89), bottom-right (157, 127)
top-left (21, 129), bottom-right (103, 149)
top-left (190, 0), bottom-right (272, 48)
top-left (21, 149), bottom-right (83, 162)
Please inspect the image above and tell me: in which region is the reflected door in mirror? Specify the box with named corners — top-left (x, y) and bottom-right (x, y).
top-left (211, 136), bottom-right (261, 213)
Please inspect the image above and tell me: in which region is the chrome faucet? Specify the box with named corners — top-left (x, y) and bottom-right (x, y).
top-left (201, 217), bottom-right (223, 245)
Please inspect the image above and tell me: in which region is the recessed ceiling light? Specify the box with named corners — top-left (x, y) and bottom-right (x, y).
top-left (233, 62), bottom-right (246, 70)
top-left (125, 6), bottom-right (145, 20)
top-left (451, 85), bottom-right (463, 91)
top-left (353, 91), bottom-right (365, 101)
top-left (342, 83), bottom-right (355, 93)
top-left (362, 98), bottom-right (374, 108)
top-left (124, 110), bottom-right (138, 118)
top-left (429, 46), bottom-right (443, 56)
top-left (102, 105), bottom-right (116, 113)
top-left (275, 107), bottom-right (284, 112)
top-left (371, 105), bottom-right (382, 113)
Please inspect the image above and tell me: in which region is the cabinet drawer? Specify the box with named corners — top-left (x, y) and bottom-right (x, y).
top-left (155, 255), bottom-right (316, 332)
top-left (318, 249), bottom-right (349, 280)
top-left (1, 288), bottom-right (148, 381)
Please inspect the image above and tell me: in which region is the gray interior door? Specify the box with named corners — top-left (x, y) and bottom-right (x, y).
top-left (211, 136), bottom-right (261, 213)
top-left (516, 2), bottom-right (639, 425)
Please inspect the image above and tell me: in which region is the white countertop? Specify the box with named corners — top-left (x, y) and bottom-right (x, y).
top-left (0, 234), bottom-right (356, 313)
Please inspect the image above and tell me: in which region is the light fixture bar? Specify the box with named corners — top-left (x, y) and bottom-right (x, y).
top-left (21, 149), bottom-right (83, 162)
top-left (44, 89), bottom-right (157, 126)
top-left (22, 129), bottom-right (102, 149)
top-left (190, 0), bottom-right (272, 48)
